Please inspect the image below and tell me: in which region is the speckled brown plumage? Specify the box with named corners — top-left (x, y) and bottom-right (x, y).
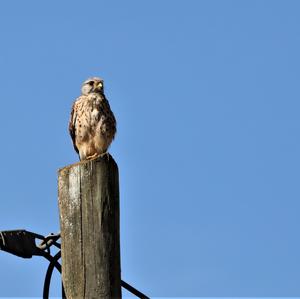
top-left (69, 77), bottom-right (116, 160)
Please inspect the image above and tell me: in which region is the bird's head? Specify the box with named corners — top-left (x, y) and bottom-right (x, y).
top-left (81, 77), bottom-right (104, 95)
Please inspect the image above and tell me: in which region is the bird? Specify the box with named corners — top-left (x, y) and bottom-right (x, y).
top-left (69, 77), bottom-right (116, 161)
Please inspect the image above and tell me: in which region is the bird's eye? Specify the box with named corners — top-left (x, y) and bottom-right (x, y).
top-left (88, 81), bottom-right (94, 86)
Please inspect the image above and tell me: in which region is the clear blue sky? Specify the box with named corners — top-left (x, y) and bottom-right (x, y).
top-left (0, 0), bottom-right (299, 297)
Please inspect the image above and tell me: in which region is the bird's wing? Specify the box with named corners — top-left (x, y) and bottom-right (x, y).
top-left (69, 100), bottom-right (79, 154)
top-left (102, 94), bottom-right (117, 139)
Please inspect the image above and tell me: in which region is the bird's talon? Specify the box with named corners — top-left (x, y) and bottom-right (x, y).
top-left (86, 153), bottom-right (99, 160)
top-left (100, 151), bottom-right (110, 160)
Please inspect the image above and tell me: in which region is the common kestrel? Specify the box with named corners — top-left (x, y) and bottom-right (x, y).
top-left (69, 77), bottom-right (116, 160)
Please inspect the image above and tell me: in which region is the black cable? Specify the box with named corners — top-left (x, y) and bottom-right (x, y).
top-left (121, 280), bottom-right (150, 299)
top-left (41, 251), bottom-right (61, 272)
top-left (42, 251), bottom-right (62, 299)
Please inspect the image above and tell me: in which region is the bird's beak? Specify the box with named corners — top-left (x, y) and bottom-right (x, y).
top-left (95, 82), bottom-right (103, 91)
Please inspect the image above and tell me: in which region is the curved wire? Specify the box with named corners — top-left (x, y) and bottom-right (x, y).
top-left (42, 251), bottom-right (63, 299)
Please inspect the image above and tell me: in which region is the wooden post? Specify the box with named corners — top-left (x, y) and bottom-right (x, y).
top-left (58, 154), bottom-right (121, 298)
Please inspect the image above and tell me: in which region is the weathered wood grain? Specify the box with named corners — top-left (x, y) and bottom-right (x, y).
top-left (58, 154), bottom-right (121, 298)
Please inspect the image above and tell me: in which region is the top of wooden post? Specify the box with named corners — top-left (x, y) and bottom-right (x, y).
top-left (58, 153), bottom-right (118, 175)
